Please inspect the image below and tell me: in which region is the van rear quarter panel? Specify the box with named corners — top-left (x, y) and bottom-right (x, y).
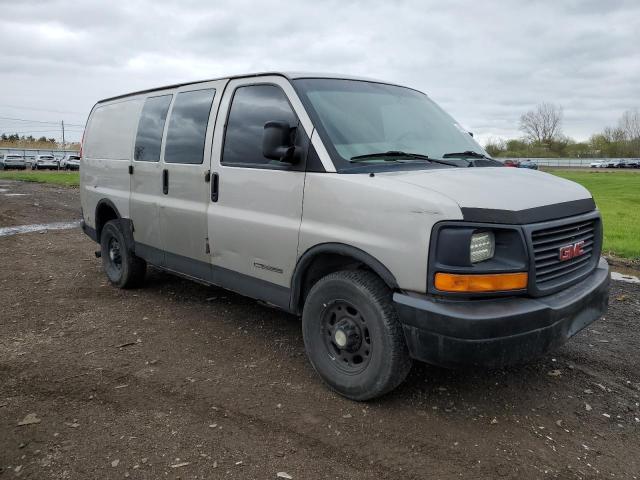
top-left (299, 172), bottom-right (463, 293)
top-left (81, 98), bottom-right (143, 227)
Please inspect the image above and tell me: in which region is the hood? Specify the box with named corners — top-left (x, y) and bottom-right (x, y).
top-left (378, 167), bottom-right (594, 222)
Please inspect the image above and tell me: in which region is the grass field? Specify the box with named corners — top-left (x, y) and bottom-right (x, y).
top-left (550, 170), bottom-right (640, 260)
top-left (0, 170), bottom-right (79, 187)
top-left (1, 168), bottom-right (638, 259)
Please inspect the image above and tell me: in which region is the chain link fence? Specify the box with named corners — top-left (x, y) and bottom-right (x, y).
top-left (500, 157), bottom-right (640, 168)
top-left (1, 147), bottom-right (80, 160)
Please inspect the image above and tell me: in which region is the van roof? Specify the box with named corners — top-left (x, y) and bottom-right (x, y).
top-left (97, 71), bottom-right (398, 104)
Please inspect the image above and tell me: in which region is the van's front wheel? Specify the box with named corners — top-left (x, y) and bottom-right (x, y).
top-left (100, 220), bottom-right (146, 288)
top-left (302, 270), bottom-right (412, 401)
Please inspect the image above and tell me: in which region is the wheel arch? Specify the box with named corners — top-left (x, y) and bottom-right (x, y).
top-left (94, 199), bottom-right (122, 241)
top-left (290, 243), bottom-right (398, 314)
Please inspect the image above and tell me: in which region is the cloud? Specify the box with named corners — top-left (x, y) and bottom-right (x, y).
top-left (0, 0), bottom-right (638, 143)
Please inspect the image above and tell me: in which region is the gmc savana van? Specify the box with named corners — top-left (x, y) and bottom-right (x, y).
top-left (80, 72), bottom-right (609, 400)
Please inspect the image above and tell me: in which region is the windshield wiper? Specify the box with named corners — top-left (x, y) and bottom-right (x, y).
top-left (351, 151), bottom-right (430, 161)
top-left (440, 151), bottom-right (504, 167)
top-left (442, 150), bottom-right (489, 159)
top-left (350, 151), bottom-right (460, 167)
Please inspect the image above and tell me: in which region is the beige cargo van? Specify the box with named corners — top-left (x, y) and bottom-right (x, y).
top-left (80, 72), bottom-right (609, 400)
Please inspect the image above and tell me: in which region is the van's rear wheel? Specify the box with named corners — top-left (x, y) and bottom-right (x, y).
top-left (100, 220), bottom-right (146, 288)
top-left (302, 270), bottom-right (412, 401)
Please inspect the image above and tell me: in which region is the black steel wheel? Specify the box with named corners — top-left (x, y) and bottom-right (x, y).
top-left (302, 270), bottom-right (412, 401)
top-left (321, 300), bottom-right (372, 374)
top-left (107, 236), bottom-right (123, 272)
top-left (100, 220), bottom-right (146, 289)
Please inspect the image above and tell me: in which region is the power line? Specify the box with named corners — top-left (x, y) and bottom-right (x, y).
top-left (1, 130), bottom-right (65, 135)
top-left (0, 103), bottom-right (86, 115)
top-left (0, 115), bottom-right (85, 127)
top-left (0, 125), bottom-right (84, 130)
top-left (0, 127), bottom-right (83, 133)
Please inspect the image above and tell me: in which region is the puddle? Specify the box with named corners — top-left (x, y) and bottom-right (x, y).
top-left (611, 271), bottom-right (640, 284)
top-left (0, 221), bottom-right (80, 237)
top-left (4, 193), bottom-right (29, 197)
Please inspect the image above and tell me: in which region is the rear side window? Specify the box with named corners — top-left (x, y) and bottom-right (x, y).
top-left (84, 99), bottom-right (141, 160)
top-left (164, 89), bottom-right (216, 164)
top-left (134, 95), bottom-right (172, 162)
top-left (222, 85), bottom-right (297, 166)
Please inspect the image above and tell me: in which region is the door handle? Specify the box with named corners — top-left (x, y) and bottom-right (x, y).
top-left (162, 169), bottom-right (169, 194)
top-left (211, 172), bottom-right (219, 202)
top-left (204, 170), bottom-right (211, 183)
top-left (128, 165), bottom-right (134, 175)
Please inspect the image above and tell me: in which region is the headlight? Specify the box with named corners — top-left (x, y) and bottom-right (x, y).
top-left (429, 223), bottom-right (528, 295)
top-left (469, 231), bottom-right (495, 263)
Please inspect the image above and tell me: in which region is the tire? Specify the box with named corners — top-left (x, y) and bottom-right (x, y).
top-left (302, 270), bottom-right (412, 401)
top-left (100, 220), bottom-right (146, 288)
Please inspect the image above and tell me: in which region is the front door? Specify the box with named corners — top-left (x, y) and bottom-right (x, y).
top-left (207, 77), bottom-right (310, 305)
top-left (159, 81), bottom-right (226, 278)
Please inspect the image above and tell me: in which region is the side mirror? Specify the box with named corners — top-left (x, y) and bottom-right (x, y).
top-left (263, 121), bottom-right (297, 163)
top-left (468, 131), bottom-right (474, 137)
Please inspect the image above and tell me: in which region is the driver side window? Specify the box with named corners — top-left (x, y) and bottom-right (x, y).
top-left (222, 84), bottom-right (298, 167)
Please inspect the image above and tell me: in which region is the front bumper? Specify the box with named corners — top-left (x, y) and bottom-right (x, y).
top-left (393, 258), bottom-right (609, 368)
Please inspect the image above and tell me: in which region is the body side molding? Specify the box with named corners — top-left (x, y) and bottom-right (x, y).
top-left (135, 242), bottom-right (292, 312)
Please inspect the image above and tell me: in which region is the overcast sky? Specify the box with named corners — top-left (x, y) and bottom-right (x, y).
top-left (0, 0), bottom-right (638, 144)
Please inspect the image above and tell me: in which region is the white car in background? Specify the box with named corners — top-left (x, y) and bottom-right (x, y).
top-left (24, 156), bottom-right (36, 168)
top-left (0, 154), bottom-right (27, 170)
top-left (60, 154), bottom-right (81, 170)
top-left (590, 161), bottom-right (603, 168)
top-left (32, 154), bottom-right (59, 170)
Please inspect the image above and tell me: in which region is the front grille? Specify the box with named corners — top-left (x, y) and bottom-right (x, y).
top-left (531, 217), bottom-right (598, 290)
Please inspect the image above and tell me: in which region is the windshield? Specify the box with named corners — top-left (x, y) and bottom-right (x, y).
top-left (294, 78), bottom-right (488, 172)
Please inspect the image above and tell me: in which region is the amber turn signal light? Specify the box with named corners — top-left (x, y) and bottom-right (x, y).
top-left (434, 272), bottom-right (528, 293)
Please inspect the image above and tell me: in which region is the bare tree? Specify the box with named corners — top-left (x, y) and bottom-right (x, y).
top-left (618, 108), bottom-right (640, 140)
top-left (618, 108), bottom-right (640, 156)
top-left (519, 103), bottom-right (563, 144)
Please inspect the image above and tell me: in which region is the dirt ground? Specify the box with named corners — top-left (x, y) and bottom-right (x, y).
top-left (1, 180), bottom-right (639, 480)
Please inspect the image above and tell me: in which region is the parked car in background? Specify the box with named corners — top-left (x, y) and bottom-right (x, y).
top-left (503, 159), bottom-right (520, 167)
top-left (604, 160), bottom-right (620, 168)
top-left (32, 154), bottom-right (59, 170)
top-left (626, 160), bottom-right (639, 168)
top-left (60, 154), bottom-right (81, 170)
top-left (0, 154), bottom-right (26, 170)
top-left (590, 161), bottom-right (603, 168)
top-left (519, 160), bottom-right (538, 170)
top-left (24, 156), bottom-right (36, 169)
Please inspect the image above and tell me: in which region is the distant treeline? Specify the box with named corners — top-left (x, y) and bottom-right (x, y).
top-left (485, 106), bottom-right (640, 158)
top-left (0, 133), bottom-right (79, 150)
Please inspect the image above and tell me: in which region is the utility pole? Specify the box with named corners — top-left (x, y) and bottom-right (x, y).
top-left (61, 120), bottom-right (65, 148)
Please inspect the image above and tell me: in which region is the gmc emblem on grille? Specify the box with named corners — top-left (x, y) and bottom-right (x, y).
top-left (559, 241), bottom-right (585, 261)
